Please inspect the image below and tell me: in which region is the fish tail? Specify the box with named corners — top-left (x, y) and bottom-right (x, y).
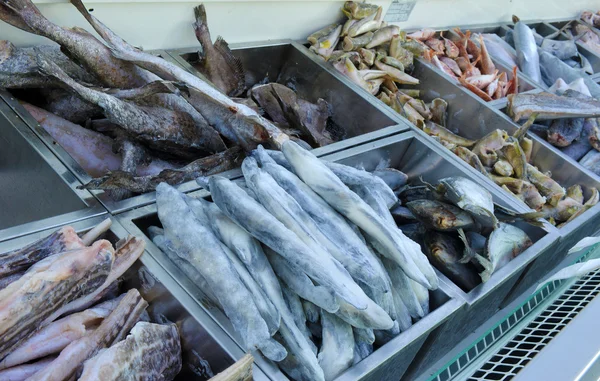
top-left (512, 15), bottom-right (520, 24)
top-left (214, 36), bottom-right (246, 96)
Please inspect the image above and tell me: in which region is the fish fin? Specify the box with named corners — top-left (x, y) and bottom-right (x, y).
top-left (0, 1), bottom-right (36, 33)
top-left (475, 254), bottom-right (494, 282)
top-left (457, 228), bottom-right (476, 264)
top-left (214, 36), bottom-right (246, 96)
top-left (193, 4), bottom-right (207, 24)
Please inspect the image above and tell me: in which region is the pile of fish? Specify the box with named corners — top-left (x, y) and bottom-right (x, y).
top-left (306, 2), bottom-right (432, 119)
top-left (563, 18), bottom-right (600, 56)
top-left (398, 176), bottom-right (533, 289)
top-left (0, 1), bottom-right (339, 201)
top-left (419, 27), bottom-right (519, 102)
top-left (152, 140), bottom-right (440, 381)
top-left (581, 10), bottom-right (600, 29)
top-left (0, 219), bottom-right (183, 380)
top-left (508, 90), bottom-right (600, 186)
top-left (481, 16), bottom-right (598, 96)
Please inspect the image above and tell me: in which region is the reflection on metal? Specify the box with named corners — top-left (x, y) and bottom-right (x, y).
top-left (429, 243), bottom-right (600, 381)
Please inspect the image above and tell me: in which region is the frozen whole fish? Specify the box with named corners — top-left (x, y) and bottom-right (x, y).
top-left (548, 118), bottom-right (584, 147)
top-left (318, 310), bottom-right (354, 381)
top-left (303, 301), bottom-right (320, 324)
top-left (526, 164), bottom-right (565, 206)
top-left (353, 329), bottom-right (374, 364)
top-left (381, 257), bottom-right (424, 319)
top-left (186, 197), bottom-right (281, 335)
top-left (438, 177), bottom-right (498, 228)
top-left (0, 240), bottom-right (114, 361)
top-left (280, 284), bottom-right (316, 353)
top-left (253, 147), bottom-right (392, 296)
top-left (512, 16), bottom-right (542, 83)
top-left (192, 5), bottom-right (245, 97)
top-left (0, 225), bottom-right (84, 278)
top-left (155, 184), bottom-right (284, 360)
top-left (540, 38), bottom-right (578, 60)
top-left (372, 168), bottom-right (408, 190)
top-left (78, 322), bottom-right (181, 381)
top-left (0, 297), bottom-right (120, 370)
top-left (424, 231), bottom-right (480, 291)
top-left (280, 141), bottom-right (438, 290)
top-left (67, 3), bottom-right (289, 150)
top-left (480, 223), bottom-right (532, 281)
top-left (538, 51), bottom-right (600, 97)
top-left (508, 92), bottom-right (600, 122)
top-left (481, 33), bottom-right (517, 66)
top-left (27, 288), bottom-right (148, 381)
top-left (207, 176), bottom-right (373, 311)
top-left (407, 200), bottom-right (475, 231)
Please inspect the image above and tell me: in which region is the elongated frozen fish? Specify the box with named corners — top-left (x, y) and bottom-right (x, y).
top-left (512, 16), bottom-right (542, 84)
top-left (156, 183), bottom-right (284, 361)
top-left (508, 92), bottom-right (600, 121)
top-left (280, 141), bottom-right (437, 290)
top-left (318, 311), bottom-right (354, 381)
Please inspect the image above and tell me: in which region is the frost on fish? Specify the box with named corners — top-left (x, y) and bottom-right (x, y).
top-left (281, 284), bottom-right (317, 354)
top-left (78, 322), bottom-right (181, 381)
top-left (382, 257), bottom-right (425, 319)
top-left (155, 183), bottom-right (283, 360)
top-left (481, 223), bottom-right (532, 282)
top-left (281, 141), bottom-right (437, 290)
top-left (265, 247), bottom-right (339, 313)
top-left (254, 146), bottom-right (392, 297)
top-left (353, 328), bottom-right (374, 364)
top-left (303, 300), bottom-right (320, 324)
top-left (318, 310), bottom-right (355, 381)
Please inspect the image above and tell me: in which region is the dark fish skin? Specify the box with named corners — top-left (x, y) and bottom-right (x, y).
top-left (0, 226), bottom-right (84, 277)
top-left (40, 88), bottom-right (102, 124)
top-left (424, 231), bottom-right (480, 291)
top-left (251, 83), bottom-right (291, 129)
top-left (80, 146), bottom-right (244, 194)
top-left (0, 0), bottom-right (153, 88)
top-left (0, 41), bottom-right (97, 89)
top-left (548, 118), bottom-right (584, 147)
top-left (192, 5), bottom-right (246, 97)
top-left (106, 139), bottom-right (146, 201)
top-left (37, 57), bottom-right (226, 158)
top-left (406, 200), bottom-right (475, 231)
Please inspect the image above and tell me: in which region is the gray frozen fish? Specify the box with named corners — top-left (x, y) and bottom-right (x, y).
top-left (281, 141), bottom-right (437, 290)
top-left (254, 147), bottom-right (392, 296)
top-left (580, 149), bottom-right (600, 175)
top-left (241, 157), bottom-right (376, 310)
top-left (208, 176), bottom-right (370, 313)
top-left (281, 284), bottom-right (317, 354)
top-left (540, 38), bottom-right (578, 60)
top-left (264, 247), bottom-right (339, 313)
top-left (560, 118), bottom-right (595, 161)
top-left (318, 310), bottom-right (355, 381)
top-left (303, 301), bottom-right (320, 324)
top-left (438, 177), bottom-right (498, 228)
top-left (480, 223), bottom-right (532, 281)
top-left (512, 17), bottom-right (542, 84)
top-left (481, 33), bottom-right (518, 66)
top-left (155, 183), bottom-right (285, 361)
top-left (409, 278), bottom-right (430, 316)
top-left (391, 288), bottom-right (413, 332)
top-left (275, 323), bottom-right (325, 381)
top-left (186, 196), bottom-right (281, 335)
top-left (335, 296), bottom-right (394, 330)
top-left (151, 234), bottom-right (220, 308)
top-left (381, 257), bottom-right (425, 319)
top-left (372, 168), bottom-right (409, 190)
top-left (539, 51), bottom-right (600, 98)
top-left (353, 328), bottom-right (374, 364)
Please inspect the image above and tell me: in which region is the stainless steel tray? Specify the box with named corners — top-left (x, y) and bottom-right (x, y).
top-left (0, 215), bottom-right (269, 380)
top-left (0, 90), bottom-right (105, 243)
top-left (318, 131), bottom-right (558, 380)
top-left (116, 136), bottom-right (467, 380)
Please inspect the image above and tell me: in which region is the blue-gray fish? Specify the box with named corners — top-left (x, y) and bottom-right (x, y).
top-left (381, 257), bottom-right (425, 319)
top-left (318, 310), bottom-right (354, 381)
top-left (512, 16), bottom-right (542, 84)
top-left (280, 284), bottom-right (317, 354)
top-left (480, 223), bottom-right (532, 281)
top-left (540, 38), bottom-right (578, 60)
top-left (208, 175), bottom-right (372, 311)
top-left (281, 141), bottom-right (438, 290)
top-left (539, 51), bottom-right (600, 97)
top-left (438, 177), bottom-right (498, 228)
top-left (241, 157), bottom-right (378, 311)
top-left (155, 183), bottom-right (285, 361)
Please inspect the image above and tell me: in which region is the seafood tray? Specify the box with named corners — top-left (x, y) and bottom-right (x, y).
top-left (547, 18), bottom-right (600, 80)
top-left (0, 215), bottom-right (272, 381)
top-left (116, 139), bottom-right (467, 381)
top-left (422, 28), bottom-right (539, 108)
top-left (318, 131), bottom-right (558, 380)
top-left (165, 40), bottom-right (402, 148)
top-left (0, 90), bottom-right (105, 243)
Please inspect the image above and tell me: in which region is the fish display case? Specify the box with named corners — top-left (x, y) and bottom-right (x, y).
top-left (0, 215), bottom-right (271, 381)
top-left (317, 131), bottom-right (558, 380)
top-left (0, 90), bottom-right (106, 243)
top-left (165, 39), bottom-right (403, 151)
top-left (116, 149), bottom-right (466, 381)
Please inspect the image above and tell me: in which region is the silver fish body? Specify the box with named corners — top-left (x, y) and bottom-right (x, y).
top-left (513, 21), bottom-right (542, 83)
